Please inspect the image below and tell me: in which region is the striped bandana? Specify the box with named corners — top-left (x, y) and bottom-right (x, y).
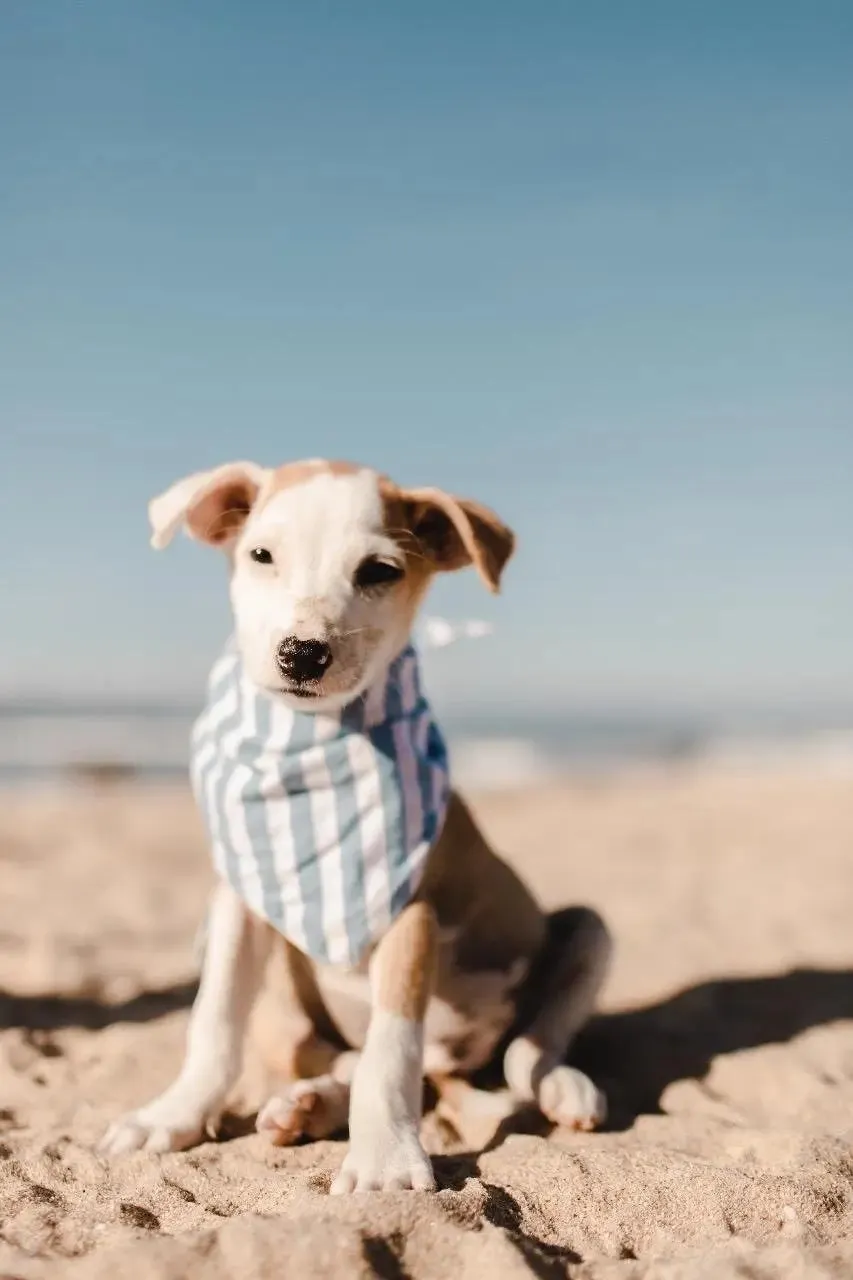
top-left (189, 640), bottom-right (450, 967)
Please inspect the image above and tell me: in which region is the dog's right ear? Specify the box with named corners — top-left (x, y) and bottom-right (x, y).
top-left (148, 461), bottom-right (269, 550)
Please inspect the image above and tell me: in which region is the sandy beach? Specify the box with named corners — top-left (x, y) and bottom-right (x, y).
top-left (2, 765), bottom-right (853, 1278)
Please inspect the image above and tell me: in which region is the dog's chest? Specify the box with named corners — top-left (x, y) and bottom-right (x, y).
top-left (313, 945), bottom-right (529, 1074)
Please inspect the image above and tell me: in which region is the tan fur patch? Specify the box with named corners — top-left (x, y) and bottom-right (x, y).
top-left (188, 476), bottom-right (263, 545)
top-left (257, 459), bottom-right (364, 509)
top-left (372, 901), bottom-right (438, 1021)
top-left (380, 478), bottom-right (514, 594)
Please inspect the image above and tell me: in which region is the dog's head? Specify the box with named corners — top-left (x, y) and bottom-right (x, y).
top-left (150, 459), bottom-right (514, 712)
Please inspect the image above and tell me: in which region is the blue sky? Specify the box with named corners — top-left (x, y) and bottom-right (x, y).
top-left (2, 2), bottom-right (852, 714)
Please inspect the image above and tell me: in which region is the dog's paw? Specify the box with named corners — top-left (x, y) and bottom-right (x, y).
top-left (330, 1123), bottom-right (435, 1194)
top-left (538, 1065), bottom-right (607, 1132)
top-left (256, 1077), bottom-right (349, 1146)
top-left (100, 1097), bottom-right (214, 1156)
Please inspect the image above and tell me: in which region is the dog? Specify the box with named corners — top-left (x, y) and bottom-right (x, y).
top-left (101, 458), bottom-right (611, 1193)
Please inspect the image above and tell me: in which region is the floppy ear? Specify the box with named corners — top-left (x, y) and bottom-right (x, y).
top-left (148, 461), bottom-right (268, 550)
top-left (400, 487), bottom-right (515, 593)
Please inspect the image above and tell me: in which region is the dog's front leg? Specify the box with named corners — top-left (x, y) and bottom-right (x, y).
top-left (331, 901), bottom-right (437, 1194)
top-left (101, 882), bottom-right (269, 1155)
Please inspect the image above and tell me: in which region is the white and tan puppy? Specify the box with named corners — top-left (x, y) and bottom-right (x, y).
top-left (101, 459), bottom-right (611, 1193)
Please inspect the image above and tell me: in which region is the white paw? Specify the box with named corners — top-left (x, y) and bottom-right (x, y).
top-left (100, 1097), bottom-right (214, 1156)
top-left (330, 1122), bottom-right (435, 1194)
top-left (538, 1065), bottom-right (606, 1132)
top-left (256, 1077), bottom-right (349, 1146)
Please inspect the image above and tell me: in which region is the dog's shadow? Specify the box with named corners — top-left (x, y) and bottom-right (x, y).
top-left (571, 965), bottom-right (853, 1131)
top-left (0, 981), bottom-right (198, 1034)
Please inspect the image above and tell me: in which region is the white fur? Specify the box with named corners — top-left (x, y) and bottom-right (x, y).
top-left (503, 1035), bottom-right (605, 1129)
top-left (330, 1009), bottom-right (434, 1194)
top-left (256, 1073), bottom-right (353, 1143)
top-left (100, 884), bottom-right (268, 1155)
top-left (231, 470), bottom-right (410, 710)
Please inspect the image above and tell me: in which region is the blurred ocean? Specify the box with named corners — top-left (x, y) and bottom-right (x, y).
top-left (2, 699), bottom-right (852, 787)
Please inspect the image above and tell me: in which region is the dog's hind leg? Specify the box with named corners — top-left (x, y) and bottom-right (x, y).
top-left (101, 883), bottom-right (271, 1154)
top-left (249, 934), bottom-right (360, 1145)
top-left (503, 906), bottom-right (611, 1130)
top-left (431, 1075), bottom-right (521, 1150)
top-left (256, 1048), bottom-right (360, 1145)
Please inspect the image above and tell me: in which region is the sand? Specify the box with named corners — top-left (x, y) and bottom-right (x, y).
top-left (2, 766), bottom-right (853, 1278)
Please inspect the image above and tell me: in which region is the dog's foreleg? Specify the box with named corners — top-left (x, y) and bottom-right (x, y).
top-left (331, 901), bottom-right (437, 1193)
top-left (101, 882), bottom-right (269, 1154)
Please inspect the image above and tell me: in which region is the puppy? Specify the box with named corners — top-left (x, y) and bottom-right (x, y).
top-left (101, 458), bottom-right (611, 1193)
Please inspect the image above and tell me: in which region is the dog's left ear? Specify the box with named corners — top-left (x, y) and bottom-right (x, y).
top-left (400, 488), bottom-right (515, 593)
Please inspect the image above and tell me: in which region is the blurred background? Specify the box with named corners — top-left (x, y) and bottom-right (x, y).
top-left (2, 1), bottom-right (852, 786)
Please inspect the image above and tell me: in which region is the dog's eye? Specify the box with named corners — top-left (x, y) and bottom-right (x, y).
top-left (355, 557), bottom-right (404, 590)
top-left (250, 547), bottom-right (273, 565)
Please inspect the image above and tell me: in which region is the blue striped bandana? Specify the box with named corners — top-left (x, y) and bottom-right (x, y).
top-left (190, 641), bottom-right (450, 967)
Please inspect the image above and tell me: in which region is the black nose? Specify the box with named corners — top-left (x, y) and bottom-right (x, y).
top-left (276, 637), bottom-right (334, 683)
